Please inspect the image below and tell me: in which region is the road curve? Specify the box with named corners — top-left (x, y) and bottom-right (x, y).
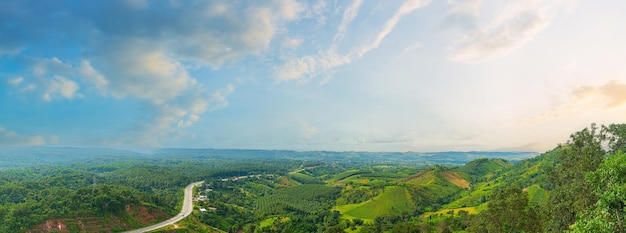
top-left (122, 181), bottom-right (204, 233)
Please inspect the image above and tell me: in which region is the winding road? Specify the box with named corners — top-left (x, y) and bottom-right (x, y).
top-left (122, 181), bottom-right (204, 233)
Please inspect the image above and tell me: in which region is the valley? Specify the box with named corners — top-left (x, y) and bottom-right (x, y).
top-left (0, 123), bottom-right (624, 232)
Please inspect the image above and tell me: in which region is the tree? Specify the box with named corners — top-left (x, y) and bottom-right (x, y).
top-left (544, 123), bottom-right (626, 232)
top-left (480, 185), bottom-right (540, 233)
top-left (544, 124), bottom-right (605, 232)
top-left (601, 124), bottom-right (626, 154)
top-left (570, 152), bottom-right (626, 233)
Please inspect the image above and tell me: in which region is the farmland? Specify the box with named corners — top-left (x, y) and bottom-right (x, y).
top-left (336, 186), bottom-right (413, 220)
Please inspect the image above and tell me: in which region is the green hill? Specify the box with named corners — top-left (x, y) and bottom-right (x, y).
top-left (495, 147), bottom-right (560, 189)
top-left (456, 158), bottom-right (513, 180)
top-left (444, 151), bottom-right (556, 209)
top-left (398, 166), bottom-right (469, 211)
top-left (335, 186), bottom-right (413, 220)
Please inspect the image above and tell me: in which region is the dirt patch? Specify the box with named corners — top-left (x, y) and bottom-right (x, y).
top-left (279, 177), bottom-right (294, 186)
top-left (126, 204), bottom-right (167, 224)
top-left (440, 171), bottom-right (471, 189)
top-left (397, 168), bottom-right (431, 183)
top-left (29, 204), bottom-right (166, 233)
top-left (28, 219), bottom-right (69, 233)
top-left (138, 206), bottom-right (155, 224)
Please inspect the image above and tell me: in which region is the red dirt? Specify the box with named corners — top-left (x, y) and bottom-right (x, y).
top-left (440, 171), bottom-right (471, 189)
top-left (29, 204), bottom-right (167, 232)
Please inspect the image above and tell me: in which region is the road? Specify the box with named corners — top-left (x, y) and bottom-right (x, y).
top-left (122, 181), bottom-right (204, 233)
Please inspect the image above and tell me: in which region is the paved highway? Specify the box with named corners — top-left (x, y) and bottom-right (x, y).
top-left (122, 181), bottom-right (204, 233)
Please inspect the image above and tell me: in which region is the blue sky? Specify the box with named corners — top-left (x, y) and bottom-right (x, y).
top-left (1, 0), bottom-right (626, 152)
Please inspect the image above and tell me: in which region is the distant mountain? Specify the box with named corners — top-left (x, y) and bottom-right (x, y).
top-left (153, 148), bottom-right (538, 165)
top-left (0, 147), bottom-right (538, 169)
top-left (0, 146), bottom-right (148, 169)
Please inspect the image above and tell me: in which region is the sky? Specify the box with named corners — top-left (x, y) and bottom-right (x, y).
top-left (1, 0), bottom-right (626, 152)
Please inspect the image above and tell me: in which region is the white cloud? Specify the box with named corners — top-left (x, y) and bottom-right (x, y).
top-left (448, 0), bottom-right (482, 14)
top-left (100, 45), bottom-right (195, 105)
top-left (275, 0), bottom-right (432, 82)
top-left (131, 84), bottom-right (235, 146)
top-left (282, 37), bottom-right (303, 49)
top-left (449, 0), bottom-right (563, 63)
top-left (443, 0), bottom-right (483, 29)
top-left (274, 50), bottom-right (351, 82)
top-left (393, 41), bottom-right (424, 62)
top-left (43, 75), bottom-right (81, 101)
top-left (207, 84), bottom-right (235, 111)
top-left (167, 0), bottom-right (303, 67)
top-left (78, 1), bottom-right (297, 144)
top-left (303, 0), bottom-right (329, 26)
top-left (353, 0), bottom-right (431, 58)
top-left (522, 80), bottom-right (626, 123)
top-left (32, 57), bottom-right (72, 78)
top-left (19, 57), bottom-right (84, 101)
top-left (0, 126), bottom-right (48, 146)
top-left (8, 77), bottom-right (23, 86)
top-left (333, 0), bottom-right (364, 43)
top-left (21, 84), bottom-right (35, 92)
top-left (78, 60), bottom-right (108, 94)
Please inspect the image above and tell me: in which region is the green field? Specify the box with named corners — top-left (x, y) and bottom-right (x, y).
top-left (421, 206), bottom-right (479, 219)
top-left (525, 184), bottom-right (549, 205)
top-left (335, 186), bottom-right (413, 220)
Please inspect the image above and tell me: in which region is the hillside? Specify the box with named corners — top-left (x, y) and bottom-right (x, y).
top-left (335, 186), bottom-right (413, 221)
top-left (2, 123), bottom-right (624, 233)
top-left (455, 158), bottom-right (513, 180)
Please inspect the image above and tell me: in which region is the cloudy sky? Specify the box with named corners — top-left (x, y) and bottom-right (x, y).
top-left (1, 0), bottom-right (625, 152)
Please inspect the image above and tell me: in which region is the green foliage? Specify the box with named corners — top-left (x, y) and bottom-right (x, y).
top-left (404, 168), bottom-right (466, 209)
top-left (525, 184), bottom-right (549, 205)
top-left (544, 124), bottom-right (621, 232)
top-left (339, 186), bottom-right (413, 220)
top-left (255, 185), bottom-right (340, 215)
top-left (477, 185), bottom-right (542, 233)
top-left (336, 185), bottom-right (383, 205)
top-left (456, 158), bottom-right (512, 180)
top-left (570, 152), bottom-right (626, 233)
top-left (287, 172), bottom-right (325, 184)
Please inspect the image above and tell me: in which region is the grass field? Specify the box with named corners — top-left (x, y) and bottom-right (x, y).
top-left (399, 169), bottom-right (436, 186)
top-left (258, 216), bottom-right (289, 229)
top-left (525, 184), bottom-right (549, 205)
top-left (151, 214), bottom-right (225, 233)
top-left (444, 181), bottom-right (500, 209)
top-left (335, 186), bottom-right (413, 220)
top-left (420, 206), bottom-right (478, 219)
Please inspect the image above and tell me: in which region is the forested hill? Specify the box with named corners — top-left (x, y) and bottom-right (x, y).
top-left (0, 123), bottom-right (624, 232)
top-left (0, 147), bottom-right (148, 169)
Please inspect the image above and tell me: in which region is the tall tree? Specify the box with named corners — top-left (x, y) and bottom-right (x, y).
top-left (544, 124), bottom-right (605, 232)
top-left (544, 123), bottom-right (626, 232)
top-left (570, 151), bottom-right (626, 233)
top-left (479, 185), bottom-right (541, 233)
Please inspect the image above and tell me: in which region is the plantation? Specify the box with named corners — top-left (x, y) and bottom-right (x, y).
top-left (255, 184), bottom-right (340, 215)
